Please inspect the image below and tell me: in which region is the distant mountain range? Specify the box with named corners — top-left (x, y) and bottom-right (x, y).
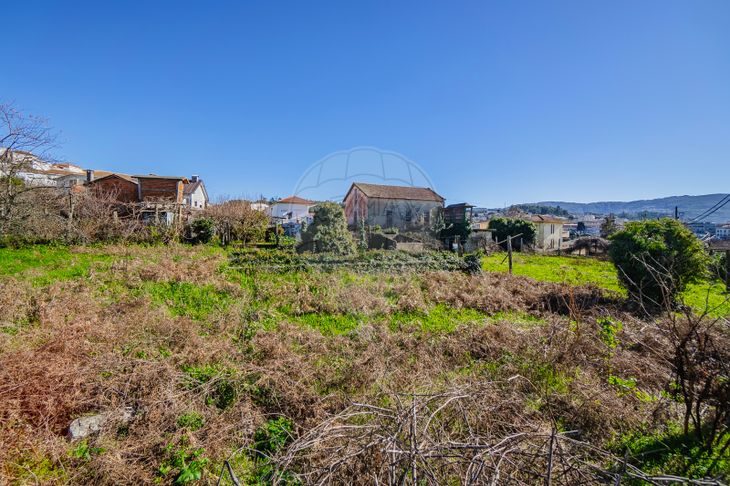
top-left (533, 194), bottom-right (730, 222)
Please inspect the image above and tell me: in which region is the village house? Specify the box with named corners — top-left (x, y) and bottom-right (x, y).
top-left (530, 215), bottom-right (566, 250)
top-left (183, 175), bottom-right (209, 210)
top-left (270, 196), bottom-right (316, 223)
top-left (132, 174), bottom-right (188, 224)
top-left (343, 182), bottom-right (445, 231)
top-left (86, 171), bottom-right (139, 203)
top-left (84, 171), bottom-right (204, 225)
top-left (715, 223), bottom-right (730, 240)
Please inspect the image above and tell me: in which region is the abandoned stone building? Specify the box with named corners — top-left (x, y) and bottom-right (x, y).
top-left (343, 182), bottom-right (445, 231)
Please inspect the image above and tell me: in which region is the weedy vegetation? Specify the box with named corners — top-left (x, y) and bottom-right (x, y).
top-left (0, 243), bottom-right (728, 484)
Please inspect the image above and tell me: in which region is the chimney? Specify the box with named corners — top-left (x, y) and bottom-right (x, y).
top-left (191, 174), bottom-right (199, 182)
top-left (86, 169), bottom-right (94, 182)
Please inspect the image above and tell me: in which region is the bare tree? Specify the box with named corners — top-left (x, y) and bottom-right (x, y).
top-left (205, 198), bottom-right (269, 245)
top-left (71, 188), bottom-right (143, 243)
top-left (0, 103), bottom-right (57, 235)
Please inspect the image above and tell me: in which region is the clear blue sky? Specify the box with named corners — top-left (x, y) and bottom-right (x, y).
top-left (3, 1), bottom-right (729, 207)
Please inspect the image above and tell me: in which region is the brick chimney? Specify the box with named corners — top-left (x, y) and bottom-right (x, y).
top-left (191, 174), bottom-right (199, 182)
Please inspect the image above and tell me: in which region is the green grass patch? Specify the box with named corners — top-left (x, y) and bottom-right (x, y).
top-left (482, 253), bottom-right (623, 292)
top-left (0, 245), bottom-right (112, 286)
top-left (483, 253), bottom-right (730, 316)
top-left (177, 412), bottom-right (205, 431)
top-left (614, 424), bottom-right (730, 478)
top-left (146, 281), bottom-right (232, 320)
top-left (390, 304), bottom-right (486, 333)
top-left (6, 452), bottom-right (67, 483)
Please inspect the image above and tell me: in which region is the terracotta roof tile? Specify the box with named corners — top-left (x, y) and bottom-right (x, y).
top-left (348, 182), bottom-right (444, 202)
top-left (277, 196), bottom-right (316, 205)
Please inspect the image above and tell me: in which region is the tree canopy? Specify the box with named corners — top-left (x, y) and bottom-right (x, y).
top-left (301, 202), bottom-right (353, 255)
top-left (608, 218), bottom-right (707, 309)
top-left (488, 218), bottom-right (536, 250)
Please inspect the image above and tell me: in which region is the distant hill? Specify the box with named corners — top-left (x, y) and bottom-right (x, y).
top-left (533, 194), bottom-right (730, 222)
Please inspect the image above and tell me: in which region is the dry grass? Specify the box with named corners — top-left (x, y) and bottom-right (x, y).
top-left (0, 244), bottom-right (723, 484)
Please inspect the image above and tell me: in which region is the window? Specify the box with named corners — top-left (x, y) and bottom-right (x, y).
top-left (386, 210), bottom-right (393, 228)
top-left (405, 208), bottom-right (412, 222)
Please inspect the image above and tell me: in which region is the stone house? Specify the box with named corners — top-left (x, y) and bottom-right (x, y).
top-left (343, 182), bottom-right (445, 231)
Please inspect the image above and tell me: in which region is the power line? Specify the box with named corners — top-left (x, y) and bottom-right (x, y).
top-left (688, 194), bottom-right (730, 222)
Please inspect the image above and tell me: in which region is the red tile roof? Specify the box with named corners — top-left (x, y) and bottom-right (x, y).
top-left (530, 215), bottom-right (566, 224)
top-left (277, 196), bottom-right (316, 205)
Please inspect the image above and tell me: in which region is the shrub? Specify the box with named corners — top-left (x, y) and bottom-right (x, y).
top-left (488, 218), bottom-right (536, 250)
top-left (252, 417), bottom-right (294, 458)
top-left (300, 202), bottom-right (353, 255)
top-left (608, 218), bottom-right (708, 309)
top-left (186, 218), bottom-right (214, 244)
top-left (463, 251), bottom-right (483, 275)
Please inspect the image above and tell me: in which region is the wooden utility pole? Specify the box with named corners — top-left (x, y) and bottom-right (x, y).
top-left (67, 191), bottom-right (75, 237)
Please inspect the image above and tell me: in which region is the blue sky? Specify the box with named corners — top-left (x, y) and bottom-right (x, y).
top-left (3, 1), bottom-right (729, 207)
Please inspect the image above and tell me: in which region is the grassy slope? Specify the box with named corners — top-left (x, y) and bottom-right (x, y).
top-left (483, 253), bottom-right (730, 316)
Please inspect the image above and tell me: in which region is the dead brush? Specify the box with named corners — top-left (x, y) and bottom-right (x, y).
top-left (392, 279), bottom-right (428, 313)
top-left (0, 277), bottom-right (39, 338)
top-left (268, 380), bottom-right (662, 486)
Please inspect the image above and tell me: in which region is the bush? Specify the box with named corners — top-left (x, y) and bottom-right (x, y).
top-left (488, 218), bottom-right (536, 250)
top-left (300, 202), bottom-right (353, 255)
top-left (186, 217), bottom-right (214, 244)
top-left (608, 218), bottom-right (708, 309)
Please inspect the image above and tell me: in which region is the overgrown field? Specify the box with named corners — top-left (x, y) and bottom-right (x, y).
top-left (483, 253), bottom-right (730, 317)
top-left (0, 245), bottom-right (728, 484)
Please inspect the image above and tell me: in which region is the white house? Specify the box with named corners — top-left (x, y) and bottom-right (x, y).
top-left (716, 223), bottom-right (730, 240)
top-left (271, 196), bottom-right (316, 223)
top-left (530, 215), bottom-right (566, 250)
top-left (183, 175), bottom-right (209, 210)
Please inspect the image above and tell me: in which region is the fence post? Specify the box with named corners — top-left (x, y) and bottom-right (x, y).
top-left (545, 428), bottom-right (555, 486)
top-left (507, 236), bottom-right (513, 275)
